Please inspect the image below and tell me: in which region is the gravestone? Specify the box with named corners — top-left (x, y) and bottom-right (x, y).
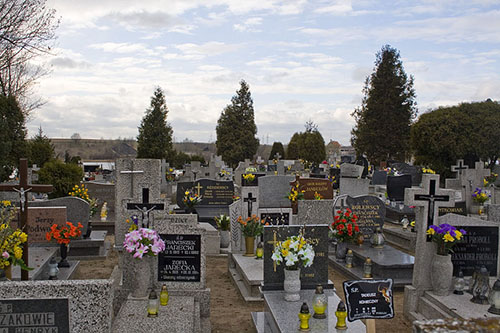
top-left (261, 224), bottom-right (330, 290)
top-left (391, 162), bottom-right (422, 186)
top-left (30, 196), bottom-right (90, 236)
top-left (340, 163), bottom-right (363, 178)
top-left (297, 200), bottom-right (334, 225)
top-left (258, 175), bottom-right (295, 209)
top-left (371, 170), bottom-right (388, 186)
top-left (387, 175), bottom-right (412, 201)
top-left (85, 181), bottom-right (115, 221)
top-left (229, 199), bottom-right (244, 253)
top-left (176, 179), bottom-right (234, 209)
top-left (451, 159), bottom-right (469, 177)
top-left (461, 161), bottom-right (491, 213)
top-left (345, 195), bottom-right (386, 238)
top-left (11, 207), bottom-right (67, 244)
top-left (242, 187), bottom-right (259, 218)
top-left (125, 188), bottom-right (165, 228)
top-left (289, 176), bottom-right (333, 200)
top-left (438, 201), bottom-right (467, 216)
top-left (355, 156), bottom-right (369, 179)
top-left (259, 208), bottom-right (293, 225)
top-left (339, 178), bottom-right (370, 197)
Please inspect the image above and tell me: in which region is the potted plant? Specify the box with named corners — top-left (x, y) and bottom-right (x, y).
top-left (183, 188), bottom-right (202, 214)
top-left (0, 201), bottom-right (31, 279)
top-left (46, 221), bottom-right (83, 268)
top-left (330, 208), bottom-right (360, 259)
top-left (472, 187), bottom-right (490, 215)
top-left (123, 217), bottom-right (166, 297)
top-left (214, 214), bottom-right (230, 248)
top-left (271, 232), bottom-right (315, 301)
top-left (427, 224), bottom-right (466, 295)
top-left (237, 215), bottom-right (265, 256)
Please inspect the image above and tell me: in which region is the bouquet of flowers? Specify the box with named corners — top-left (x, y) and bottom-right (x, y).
top-left (426, 224), bottom-right (466, 255)
top-left (69, 184), bottom-right (98, 217)
top-left (271, 234), bottom-right (315, 269)
top-left (484, 173), bottom-right (498, 187)
top-left (183, 189), bottom-right (202, 209)
top-left (46, 222), bottom-right (83, 245)
top-left (330, 208), bottom-right (360, 243)
top-left (314, 192), bottom-right (323, 200)
top-left (237, 215), bottom-right (266, 237)
top-left (422, 167), bottom-right (436, 174)
top-left (472, 188), bottom-right (490, 204)
top-left (166, 168), bottom-right (176, 182)
top-left (0, 202), bottom-right (30, 271)
top-left (286, 183), bottom-right (304, 203)
top-left (242, 173), bottom-right (255, 182)
top-left (214, 214), bottom-right (230, 231)
top-left (123, 228), bottom-right (165, 259)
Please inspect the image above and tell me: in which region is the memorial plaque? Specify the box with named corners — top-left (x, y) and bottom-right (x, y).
top-left (262, 224), bottom-right (329, 290)
top-left (386, 175), bottom-right (412, 201)
top-left (290, 177), bottom-right (333, 200)
top-left (267, 164), bottom-right (277, 172)
top-left (158, 234), bottom-right (201, 282)
top-left (342, 279), bottom-right (394, 322)
top-left (438, 201), bottom-right (467, 216)
top-left (0, 298), bottom-right (69, 332)
top-left (345, 195), bottom-right (385, 237)
top-left (451, 226), bottom-right (499, 276)
top-left (176, 179), bottom-right (234, 208)
top-left (260, 212), bottom-right (290, 225)
top-left (11, 207), bottom-right (67, 244)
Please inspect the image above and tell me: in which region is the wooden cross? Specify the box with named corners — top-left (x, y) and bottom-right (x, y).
top-left (451, 159), bottom-right (468, 177)
top-left (194, 182), bottom-right (203, 196)
top-left (119, 160), bottom-right (144, 197)
top-left (405, 175), bottom-right (454, 241)
top-left (126, 188), bottom-right (165, 228)
top-left (0, 159), bottom-right (53, 280)
top-left (266, 229), bottom-right (279, 272)
top-left (243, 192), bottom-right (257, 218)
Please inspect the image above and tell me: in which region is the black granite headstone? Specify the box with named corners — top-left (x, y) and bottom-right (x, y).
top-left (176, 179), bottom-right (234, 208)
top-left (261, 212), bottom-right (290, 225)
top-left (158, 234), bottom-right (201, 282)
top-left (343, 279), bottom-right (394, 321)
top-left (262, 224), bottom-right (330, 290)
top-left (0, 298), bottom-right (70, 331)
top-left (345, 195), bottom-right (386, 237)
top-left (391, 162), bottom-right (422, 186)
top-left (438, 201), bottom-right (467, 216)
top-left (451, 226), bottom-right (499, 276)
top-left (371, 170), bottom-right (387, 185)
top-left (386, 175), bottom-right (412, 201)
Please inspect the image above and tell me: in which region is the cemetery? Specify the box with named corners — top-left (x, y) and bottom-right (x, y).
top-left (2, 2), bottom-right (500, 332)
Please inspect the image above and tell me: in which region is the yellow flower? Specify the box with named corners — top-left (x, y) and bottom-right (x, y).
top-left (443, 233), bottom-right (455, 242)
top-left (14, 246), bottom-right (22, 259)
top-left (185, 191), bottom-right (190, 196)
top-left (281, 249), bottom-right (289, 257)
top-left (410, 221), bottom-right (415, 227)
top-left (427, 228), bottom-right (435, 235)
top-left (455, 230), bottom-right (462, 240)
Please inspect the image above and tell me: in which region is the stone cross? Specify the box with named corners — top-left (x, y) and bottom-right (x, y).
top-left (119, 161), bottom-right (144, 197)
top-left (405, 174), bottom-right (455, 290)
top-left (274, 152), bottom-right (282, 161)
top-left (0, 158), bottom-right (53, 280)
top-left (126, 188), bottom-right (165, 228)
top-left (451, 159), bottom-right (468, 177)
top-left (243, 192), bottom-right (257, 218)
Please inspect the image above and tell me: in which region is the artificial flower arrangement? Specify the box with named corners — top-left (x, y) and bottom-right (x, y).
top-left (422, 167), bottom-right (436, 174)
top-left (214, 214), bottom-right (230, 231)
top-left (314, 192), bottom-right (323, 200)
top-left (232, 195), bottom-right (240, 202)
top-left (0, 202), bottom-right (31, 271)
top-left (237, 215), bottom-right (266, 237)
top-left (69, 184), bottom-right (98, 217)
top-left (426, 224), bottom-right (466, 255)
top-left (123, 227), bottom-right (165, 259)
top-left (183, 188), bottom-right (202, 209)
top-left (242, 173), bottom-right (256, 182)
top-left (484, 173), bottom-right (498, 187)
top-left (286, 183), bottom-right (305, 203)
top-left (46, 222), bottom-right (83, 245)
top-left (330, 208), bottom-right (360, 243)
top-left (166, 168), bottom-right (176, 182)
top-left (472, 188), bottom-right (490, 204)
top-left (271, 232), bottom-right (315, 270)
top-left (384, 167), bottom-right (399, 176)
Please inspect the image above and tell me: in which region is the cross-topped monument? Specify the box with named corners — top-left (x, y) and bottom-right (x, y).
top-left (451, 159), bottom-right (468, 177)
top-left (0, 158), bottom-right (53, 280)
top-left (126, 188), bottom-right (165, 228)
top-left (274, 152), bottom-right (282, 161)
top-left (243, 192), bottom-right (257, 218)
top-left (119, 160), bottom-right (144, 197)
top-left (405, 174), bottom-right (454, 290)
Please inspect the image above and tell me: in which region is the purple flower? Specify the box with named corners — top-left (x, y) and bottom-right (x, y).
top-left (460, 229), bottom-right (467, 235)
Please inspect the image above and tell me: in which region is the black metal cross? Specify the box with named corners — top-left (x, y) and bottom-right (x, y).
top-left (126, 188), bottom-right (165, 228)
top-left (244, 192), bottom-right (257, 218)
top-left (451, 159), bottom-right (468, 177)
top-left (0, 158), bottom-right (53, 280)
top-left (413, 179), bottom-right (450, 232)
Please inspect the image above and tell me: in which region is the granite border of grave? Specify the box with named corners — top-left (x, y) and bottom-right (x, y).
top-left (297, 200), bottom-right (334, 225)
top-left (0, 279), bottom-right (114, 333)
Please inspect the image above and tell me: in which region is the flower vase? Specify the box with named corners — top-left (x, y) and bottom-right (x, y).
top-left (478, 205), bottom-right (484, 216)
top-left (291, 201), bottom-right (298, 214)
top-left (220, 230), bottom-right (230, 248)
top-left (284, 268), bottom-right (301, 302)
top-left (244, 237), bottom-right (255, 257)
top-left (101, 216), bottom-right (107, 222)
top-left (130, 255), bottom-right (154, 298)
top-left (2, 265), bottom-right (12, 280)
top-left (58, 244), bottom-right (70, 268)
top-left (430, 253), bottom-right (453, 296)
top-left (336, 242), bottom-right (348, 260)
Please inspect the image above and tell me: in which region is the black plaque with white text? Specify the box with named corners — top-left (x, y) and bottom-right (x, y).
top-left (343, 279), bottom-right (394, 322)
top-left (158, 234), bottom-right (201, 282)
top-left (0, 298), bottom-right (70, 332)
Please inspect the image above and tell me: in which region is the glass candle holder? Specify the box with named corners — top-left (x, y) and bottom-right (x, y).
top-left (335, 301), bottom-right (347, 330)
top-left (488, 279), bottom-right (500, 314)
top-left (147, 290), bottom-right (159, 317)
top-left (363, 257), bottom-right (372, 279)
top-left (312, 285), bottom-right (327, 319)
top-left (345, 250), bottom-right (353, 268)
top-left (298, 302), bottom-right (311, 331)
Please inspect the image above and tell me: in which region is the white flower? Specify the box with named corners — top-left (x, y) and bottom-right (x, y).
top-left (285, 252), bottom-right (298, 266)
top-left (271, 251), bottom-right (282, 264)
top-left (290, 240), bottom-right (300, 252)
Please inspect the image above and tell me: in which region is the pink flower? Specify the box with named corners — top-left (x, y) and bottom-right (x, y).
top-left (151, 239), bottom-right (165, 255)
top-left (2, 251), bottom-right (9, 259)
top-left (133, 244), bottom-right (148, 259)
top-left (126, 230), bottom-right (141, 242)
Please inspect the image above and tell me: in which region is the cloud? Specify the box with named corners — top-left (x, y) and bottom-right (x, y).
top-left (314, 0), bottom-right (353, 15)
top-left (233, 17), bottom-right (263, 32)
top-left (175, 41), bottom-right (242, 58)
top-left (89, 42), bottom-right (157, 55)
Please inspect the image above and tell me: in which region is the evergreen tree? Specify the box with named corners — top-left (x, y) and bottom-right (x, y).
top-left (137, 87), bottom-right (174, 160)
top-left (268, 142), bottom-right (285, 160)
top-left (216, 80), bottom-right (259, 167)
top-left (28, 126), bottom-right (54, 167)
top-left (286, 133), bottom-right (301, 160)
top-left (38, 159), bottom-right (83, 198)
top-left (286, 122), bottom-right (326, 164)
top-left (0, 94), bottom-right (28, 181)
top-left (351, 45), bottom-right (417, 166)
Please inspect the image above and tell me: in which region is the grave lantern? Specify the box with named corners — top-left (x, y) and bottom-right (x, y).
top-left (453, 270), bottom-right (465, 295)
top-left (147, 290), bottom-right (159, 317)
top-left (255, 242), bottom-right (264, 259)
top-left (471, 266), bottom-right (491, 304)
top-left (334, 301), bottom-right (347, 330)
top-left (160, 284), bottom-right (169, 306)
top-left (488, 278), bottom-right (500, 314)
top-left (363, 257), bottom-right (372, 278)
top-left (370, 227), bottom-right (385, 248)
top-left (401, 215), bottom-right (409, 230)
top-left (298, 302), bottom-right (311, 331)
top-left (48, 257), bottom-right (59, 280)
top-left (312, 285), bottom-right (327, 319)
top-left (345, 250), bottom-right (353, 268)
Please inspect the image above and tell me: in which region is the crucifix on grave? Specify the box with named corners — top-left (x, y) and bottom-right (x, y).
top-left (194, 182), bottom-right (203, 196)
top-left (243, 192), bottom-right (257, 218)
top-left (0, 158), bottom-right (53, 280)
top-left (266, 229), bottom-right (279, 272)
top-left (120, 161), bottom-right (144, 197)
top-left (126, 188), bottom-right (165, 228)
top-left (460, 161), bottom-right (490, 213)
top-left (192, 170), bottom-right (199, 181)
top-left (405, 174), bottom-right (455, 290)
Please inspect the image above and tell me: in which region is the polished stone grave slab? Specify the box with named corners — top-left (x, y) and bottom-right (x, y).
top-left (383, 224), bottom-right (416, 254)
top-left (329, 243), bottom-right (414, 288)
top-left (228, 253), bottom-right (264, 302)
top-left (252, 289), bottom-right (365, 332)
top-left (68, 230), bottom-right (109, 259)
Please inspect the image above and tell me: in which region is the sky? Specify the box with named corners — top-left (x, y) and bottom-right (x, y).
top-left (28, 0), bottom-right (500, 146)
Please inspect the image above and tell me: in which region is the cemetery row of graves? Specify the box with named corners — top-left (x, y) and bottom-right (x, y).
top-left (1, 154), bottom-right (500, 332)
